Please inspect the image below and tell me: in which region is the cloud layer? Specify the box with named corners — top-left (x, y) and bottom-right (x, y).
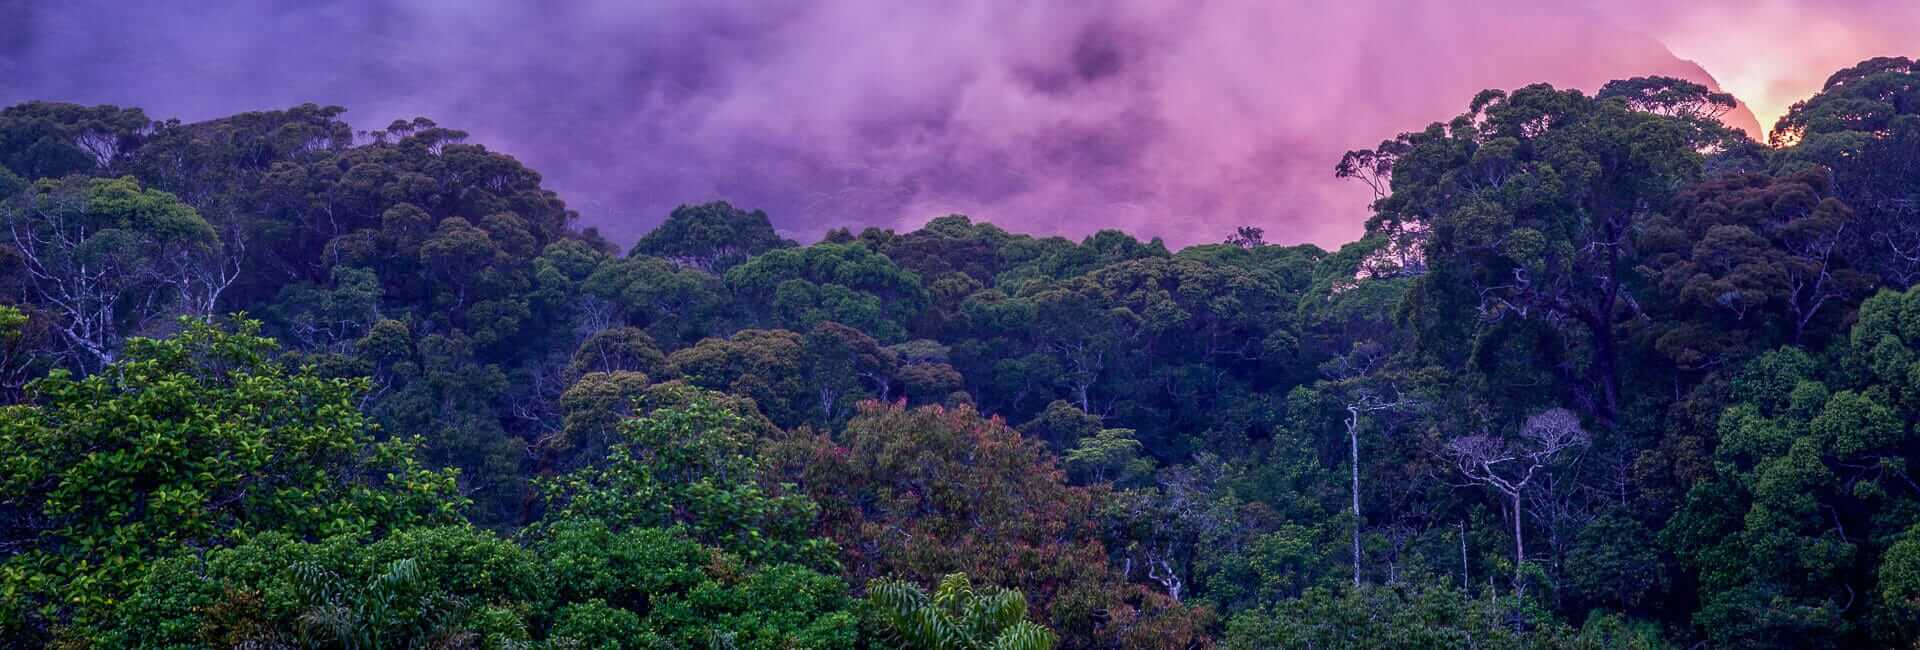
top-left (2, 1), bottom-right (1905, 248)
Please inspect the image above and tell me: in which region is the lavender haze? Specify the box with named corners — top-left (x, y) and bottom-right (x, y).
top-left (1, 1), bottom-right (1907, 248)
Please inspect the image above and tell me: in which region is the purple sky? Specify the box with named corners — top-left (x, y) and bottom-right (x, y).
top-left (3, 1), bottom-right (1915, 248)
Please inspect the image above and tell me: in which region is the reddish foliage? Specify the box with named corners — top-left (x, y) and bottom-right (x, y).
top-left (766, 401), bottom-right (1211, 649)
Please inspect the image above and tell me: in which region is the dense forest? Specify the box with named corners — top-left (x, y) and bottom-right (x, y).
top-left (2, 56), bottom-right (1919, 648)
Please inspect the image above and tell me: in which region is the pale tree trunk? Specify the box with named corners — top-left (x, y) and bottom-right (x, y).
top-left (1512, 491), bottom-right (1525, 591)
top-left (1350, 411), bottom-right (1363, 588)
top-left (1460, 521), bottom-right (1470, 589)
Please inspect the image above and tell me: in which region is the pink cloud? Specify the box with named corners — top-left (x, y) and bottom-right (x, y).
top-left (2, 1), bottom-right (1910, 249)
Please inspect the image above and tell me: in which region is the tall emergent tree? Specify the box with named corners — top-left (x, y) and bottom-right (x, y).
top-left (1340, 77), bottom-right (1738, 423)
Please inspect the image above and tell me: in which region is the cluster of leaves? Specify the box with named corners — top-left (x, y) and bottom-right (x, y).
top-left (0, 321), bottom-right (946, 648)
top-left (0, 318), bottom-right (462, 636)
top-left (864, 573), bottom-right (1058, 650)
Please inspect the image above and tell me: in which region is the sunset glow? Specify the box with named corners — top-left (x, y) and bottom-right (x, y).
top-left (1, 1), bottom-right (1913, 245)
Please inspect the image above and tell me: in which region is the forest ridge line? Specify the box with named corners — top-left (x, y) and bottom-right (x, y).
top-left (1, 58), bottom-right (1919, 648)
